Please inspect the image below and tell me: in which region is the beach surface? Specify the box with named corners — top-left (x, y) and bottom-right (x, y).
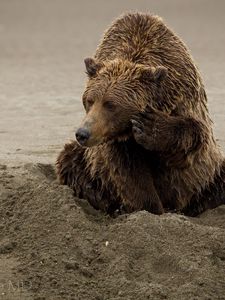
top-left (0, 0), bottom-right (224, 299)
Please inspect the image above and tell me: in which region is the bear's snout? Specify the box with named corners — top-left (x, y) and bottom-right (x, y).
top-left (75, 127), bottom-right (90, 146)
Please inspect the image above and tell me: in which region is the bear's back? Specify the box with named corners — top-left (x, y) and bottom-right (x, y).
top-left (95, 13), bottom-right (190, 66)
top-left (95, 13), bottom-right (205, 117)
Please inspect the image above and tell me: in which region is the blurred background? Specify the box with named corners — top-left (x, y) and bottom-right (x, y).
top-left (0, 0), bottom-right (224, 164)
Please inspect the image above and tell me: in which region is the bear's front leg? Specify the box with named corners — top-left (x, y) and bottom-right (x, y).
top-left (121, 179), bottom-right (164, 215)
top-left (132, 107), bottom-right (208, 167)
top-left (109, 141), bottom-right (164, 215)
top-left (56, 141), bottom-right (122, 214)
top-left (56, 140), bottom-right (86, 186)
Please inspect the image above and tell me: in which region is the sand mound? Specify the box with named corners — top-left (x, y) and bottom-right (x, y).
top-left (0, 163), bottom-right (225, 299)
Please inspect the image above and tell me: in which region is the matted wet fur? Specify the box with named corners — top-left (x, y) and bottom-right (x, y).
top-left (57, 13), bottom-right (225, 215)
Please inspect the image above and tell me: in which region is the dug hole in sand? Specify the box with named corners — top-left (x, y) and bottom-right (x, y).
top-left (0, 162), bottom-right (225, 299)
top-left (0, 0), bottom-right (225, 299)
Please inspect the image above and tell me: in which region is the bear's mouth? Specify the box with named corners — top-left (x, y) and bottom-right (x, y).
top-left (76, 118), bottom-right (134, 148)
top-left (102, 124), bottom-right (133, 145)
top-left (78, 125), bottom-right (132, 148)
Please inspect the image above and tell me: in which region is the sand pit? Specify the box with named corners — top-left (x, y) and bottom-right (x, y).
top-left (0, 163), bottom-right (225, 299)
top-left (0, 0), bottom-right (225, 299)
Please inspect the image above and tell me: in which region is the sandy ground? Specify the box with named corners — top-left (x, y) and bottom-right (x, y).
top-left (0, 0), bottom-right (225, 299)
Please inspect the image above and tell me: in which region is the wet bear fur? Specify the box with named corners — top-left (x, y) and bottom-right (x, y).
top-left (57, 13), bottom-right (225, 215)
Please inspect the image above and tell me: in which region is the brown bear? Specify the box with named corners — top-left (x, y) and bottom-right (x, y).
top-left (56, 13), bottom-right (225, 216)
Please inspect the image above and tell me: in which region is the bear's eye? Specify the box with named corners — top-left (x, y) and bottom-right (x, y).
top-left (84, 98), bottom-right (94, 111)
top-left (87, 99), bottom-right (94, 107)
top-left (103, 101), bottom-right (116, 111)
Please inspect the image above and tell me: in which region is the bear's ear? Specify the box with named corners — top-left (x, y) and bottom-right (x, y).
top-left (153, 66), bottom-right (168, 82)
top-left (84, 58), bottom-right (102, 77)
top-left (139, 67), bottom-right (155, 83)
top-left (140, 66), bottom-right (168, 84)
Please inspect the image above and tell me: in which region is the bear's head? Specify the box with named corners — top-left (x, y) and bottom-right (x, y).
top-left (75, 58), bottom-right (167, 147)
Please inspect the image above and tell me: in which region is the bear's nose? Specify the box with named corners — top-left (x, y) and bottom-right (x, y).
top-left (75, 128), bottom-right (90, 145)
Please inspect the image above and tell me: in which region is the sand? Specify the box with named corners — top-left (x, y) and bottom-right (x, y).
top-left (0, 0), bottom-right (225, 299)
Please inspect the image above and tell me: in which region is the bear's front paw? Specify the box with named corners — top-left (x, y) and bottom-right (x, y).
top-left (132, 107), bottom-right (172, 151)
top-left (131, 116), bottom-right (158, 151)
top-left (132, 119), bottom-right (151, 149)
